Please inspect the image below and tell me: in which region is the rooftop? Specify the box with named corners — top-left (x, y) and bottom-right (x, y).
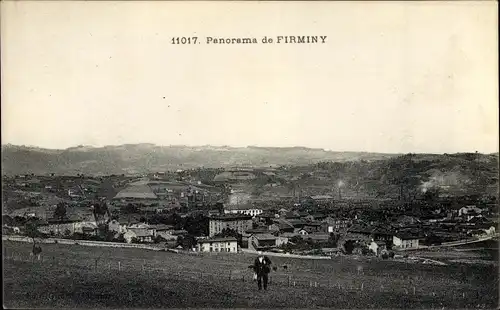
top-left (198, 237), bottom-right (238, 243)
top-left (224, 203), bottom-right (261, 211)
top-left (113, 184), bottom-right (158, 200)
top-left (250, 233), bottom-right (277, 241)
top-left (210, 214), bottom-right (252, 221)
top-left (128, 229), bottom-right (153, 237)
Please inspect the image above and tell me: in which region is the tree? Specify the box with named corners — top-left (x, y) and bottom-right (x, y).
top-left (328, 233), bottom-right (340, 248)
top-left (93, 202), bottom-right (110, 223)
top-left (183, 215), bottom-right (208, 236)
top-left (123, 204), bottom-right (140, 214)
top-left (343, 240), bottom-right (356, 255)
top-left (3, 215), bottom-right (14, 227)
top-left (213, 228), bottom-right (242, 246)
top-left (385, 239), bottom-right (393, 250)
top-left (25, 220), bottom-right (42, 243)
top-left (25, 219), bottom-right (45, 258)
top-left (177, 234), bottom-right (197, 249)
top-left (54, 203), bottom-right (67, 221)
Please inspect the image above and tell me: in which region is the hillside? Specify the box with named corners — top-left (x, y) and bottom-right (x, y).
top-left (281, 153), bottom-right (499, 199)
top-left (1, 144), bottom-right (398, 176)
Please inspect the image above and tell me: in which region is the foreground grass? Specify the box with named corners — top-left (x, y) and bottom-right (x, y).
top-left (3, 241), bottom-right (499, 309)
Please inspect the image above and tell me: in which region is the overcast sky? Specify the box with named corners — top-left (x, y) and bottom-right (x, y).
top-left (2, 1), bottom-right (498, 153)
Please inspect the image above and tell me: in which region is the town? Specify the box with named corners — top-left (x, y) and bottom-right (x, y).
top-left (3, 153), bottom-right (498, 261)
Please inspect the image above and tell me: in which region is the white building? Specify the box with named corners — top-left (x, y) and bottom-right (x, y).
top-left (393, 234), bottom-right (419, 249)
top-left (224, 208), bottom-right (263, 217)
top-left (458, 205), bottom-right (483, 217)
top-left (223, 203), bottom-right (263, 217)
top-left (197, 237), bottom-right (239, 253)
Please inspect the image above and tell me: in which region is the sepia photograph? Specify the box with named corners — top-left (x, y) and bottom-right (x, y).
top-left (1, 1), bottom-right (498, 309)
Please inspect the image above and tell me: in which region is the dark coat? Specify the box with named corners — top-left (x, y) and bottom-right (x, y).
top-left (253, 256), bottom-right (272, 275)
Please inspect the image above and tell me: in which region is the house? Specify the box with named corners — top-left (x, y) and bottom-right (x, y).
top-left (275, 236), bottom-right (289, 247)
top-left (322, 217), bottom-right (352, 233)
top-left (394, 215), bottom-right (421, 227)
top-left (224, 203), bottom-right (263, 217)
top-left (393, 233), bottom-right (420, 249)
top-left (124, 229), bottom-right (154, 243)
top-left (149, 224), bottom-right (175, 232)
top-left (197, 237), bottom-right (239, 253)
top-left (321, 247), bottom-right (342, 256)
top-left (458, 205), bottom-right (483, 217)
top-left (248, 233), bottom-right (278, 250)
top-left (297, 229), bottom-right (309, 235)
top-left (272, 219), bottom-right (295, 233)
top-left (268, 223), bottom-right (280, 232)
top-left (256, 212), bottom-right (276, 222)
top-left (209, 214), bottom-right (253, 237)
top-left (280, 232), bottom-right (301, 240)
top-left (345, 224), bottom-right (374, 243)
top-left (304, 233), bottom-right (330, 243)
top-left (37, 219), bottom-right (81, 236)
top-left (278, 208), bottom-right (289, 215)
top-left (208, 209), bottom-right (221, 217)
top-left (368, 240), bottom-right (387, 255)
top-left (302, 222), bottom-right (323, 233)
top-left (311, 213), bottom-right (328, 221)
top-left (81, 225), bottom-right (98, 236)
top-left (287, 219), bottom-right (308, 229)
top-left (283, 211), bottom-right (301, 220)
top-left (156, 229), bottom-right (187, 241)
top-left (108, 219), bottom-right (127, 234)
top-left (128, 222), bottom-right (151, 229)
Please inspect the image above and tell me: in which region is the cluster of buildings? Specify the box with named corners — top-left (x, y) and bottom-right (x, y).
top-left (196, 202), bottom-right (498, 256)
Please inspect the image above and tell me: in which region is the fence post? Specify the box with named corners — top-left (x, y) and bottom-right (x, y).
top-left (413, 287), bottom-right (416, 295)
top-left (118, 261), bottom-right (121, 272)
top-left (361, 282), bottom-right (364, 291)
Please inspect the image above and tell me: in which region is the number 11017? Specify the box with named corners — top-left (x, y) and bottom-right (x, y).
top-left (171, 37), bottom-right (198, 44)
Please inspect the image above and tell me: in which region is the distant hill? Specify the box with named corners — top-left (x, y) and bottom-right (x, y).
top-left (286, 153), bottom-right (499, 199)
top-left (1, 144), bottom-right (399, 176)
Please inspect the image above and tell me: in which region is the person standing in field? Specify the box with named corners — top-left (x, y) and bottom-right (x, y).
top-left (253, 251), bottom-right (272, 290)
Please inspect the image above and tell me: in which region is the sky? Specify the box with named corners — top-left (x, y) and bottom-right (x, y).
top-left (1, 1), bottom-right (498, 154)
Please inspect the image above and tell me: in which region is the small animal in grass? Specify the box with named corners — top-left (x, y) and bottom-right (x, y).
top-left (282, 264), bottom-right (288, 270)
top-left (272, 266), bottom-right (278, 272)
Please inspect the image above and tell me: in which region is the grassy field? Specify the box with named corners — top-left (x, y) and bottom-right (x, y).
top-left (3, 241), bottom-right (499, 309)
